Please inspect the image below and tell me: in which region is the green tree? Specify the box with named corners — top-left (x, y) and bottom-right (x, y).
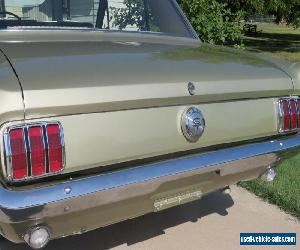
top-left (222, 0), bottom-right (300, 27)
top-left (110, 0), bottom-right (159, 31)
top-left (180, 0), bottom-right (244, 45)
top-left (110, 0), bottom-right (145, 30)
top-left (179, 0), bottom-right (299, 45)
top-left (270, 0), bottom-right (300, 27)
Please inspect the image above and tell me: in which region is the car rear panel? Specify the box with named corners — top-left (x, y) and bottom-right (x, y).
top-left (1, 97), bottom-right (278, 175)
top-left (0, 31), bottom-right (294, 175)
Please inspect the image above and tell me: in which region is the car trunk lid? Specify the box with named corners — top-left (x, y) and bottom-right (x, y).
top-left (0, 31), bottom-right (294, 119)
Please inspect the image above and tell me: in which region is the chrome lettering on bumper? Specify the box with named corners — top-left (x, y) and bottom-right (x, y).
top-left (154, 188), bottom-right (202, 212)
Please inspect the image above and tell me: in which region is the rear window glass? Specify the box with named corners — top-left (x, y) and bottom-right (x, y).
top-left (1, 0), bottom-right (195, 38)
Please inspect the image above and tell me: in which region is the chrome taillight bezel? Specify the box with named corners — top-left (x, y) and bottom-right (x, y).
top-left (3, 121), bottom-right (65, 183)
top-left (277, 97), bottom-right (300, 134)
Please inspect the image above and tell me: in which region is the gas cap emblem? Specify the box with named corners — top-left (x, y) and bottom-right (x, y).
top-left (181, 107), bottom-right (205, 142)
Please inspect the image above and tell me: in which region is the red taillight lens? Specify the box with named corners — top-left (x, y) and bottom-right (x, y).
top-left (4, 122), bottom-right (64, 182)
top-left (278, 97), bottom-right (300, 133)
top-left (297, 99), bottom-right (300, 127)
top-left (28, 126), bottom-right (46, 177)
top-left (280, 99), bottom-right (290, 131)
top-left (289, 99), bottom-right (298, 130)
top-left (9, 128), bottom-right (27, 180)
top-left (47, 124), bottom-right (63, 173)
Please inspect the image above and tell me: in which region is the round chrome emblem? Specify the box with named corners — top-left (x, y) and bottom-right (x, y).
top-left (181, 107), bottom-right (205, 142)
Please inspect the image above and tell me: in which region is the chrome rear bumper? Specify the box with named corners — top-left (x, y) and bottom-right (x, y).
top-left (0, 134), bottom-right (300, 243)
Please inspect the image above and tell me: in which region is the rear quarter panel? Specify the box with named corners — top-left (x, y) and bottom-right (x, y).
top-left (289, 63), bottom-right (300, 95)
top-left (0, 51), bottom-right (24, 125)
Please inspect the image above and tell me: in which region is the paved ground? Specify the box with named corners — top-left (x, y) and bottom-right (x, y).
top-left (1, 185), bottom-right (299, 250)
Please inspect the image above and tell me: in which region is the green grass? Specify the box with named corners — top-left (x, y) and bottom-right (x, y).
top-left (243, 23), bottom-right (300, 62)
top-left (240, 155), bottom-right (300, 218)
top-left (240, 23), bottom-right (300, 218)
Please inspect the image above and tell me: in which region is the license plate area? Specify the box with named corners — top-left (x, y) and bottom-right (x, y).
top-left (153, 186), bottom-right (202, 212)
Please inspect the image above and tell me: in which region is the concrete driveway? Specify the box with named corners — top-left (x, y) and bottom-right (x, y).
top-left (1, 185), bottom-right (299, 250)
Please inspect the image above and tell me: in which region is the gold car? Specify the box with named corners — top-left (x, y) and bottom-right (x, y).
top-left (0, 0), bottom-right (299, 248)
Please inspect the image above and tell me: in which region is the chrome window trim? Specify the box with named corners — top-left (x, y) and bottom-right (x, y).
top-left (3, 121), bottom-right (65, 183)
top-left (170, 0), bottom-right (199, 40)
top-left (2, 27), bottom-right (199, 41)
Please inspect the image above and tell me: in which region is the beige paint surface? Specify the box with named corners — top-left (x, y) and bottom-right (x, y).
top-left (0, 30), bottom-right (297, 182)
top-left (0, 31), bottom-right (294, 119)
top-left (0, 30), bottom-right (295, 176)
top-left (0, 97), bottom-right (279, 176)
top-left (0, 52), bottom-right (24, 125)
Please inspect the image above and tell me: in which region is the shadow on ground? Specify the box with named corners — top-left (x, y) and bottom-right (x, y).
top-left (0, 191), bottom-right (234, 250)
top-left (244, 32), bottom-right (300, 53)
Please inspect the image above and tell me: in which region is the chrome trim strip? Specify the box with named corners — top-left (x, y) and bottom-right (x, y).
top-left (3, 129), bottom-right (12, 180)
top-left (22, 127), bottom-right (30, 178)
top-left (43, 124), bottom-right (50, 173)
top-left (277, 99), bottom-right (284, 133)
top-left (0, 29), bottom-right (199, 43)
top-left (0, 134), bottom-right (299, 212)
